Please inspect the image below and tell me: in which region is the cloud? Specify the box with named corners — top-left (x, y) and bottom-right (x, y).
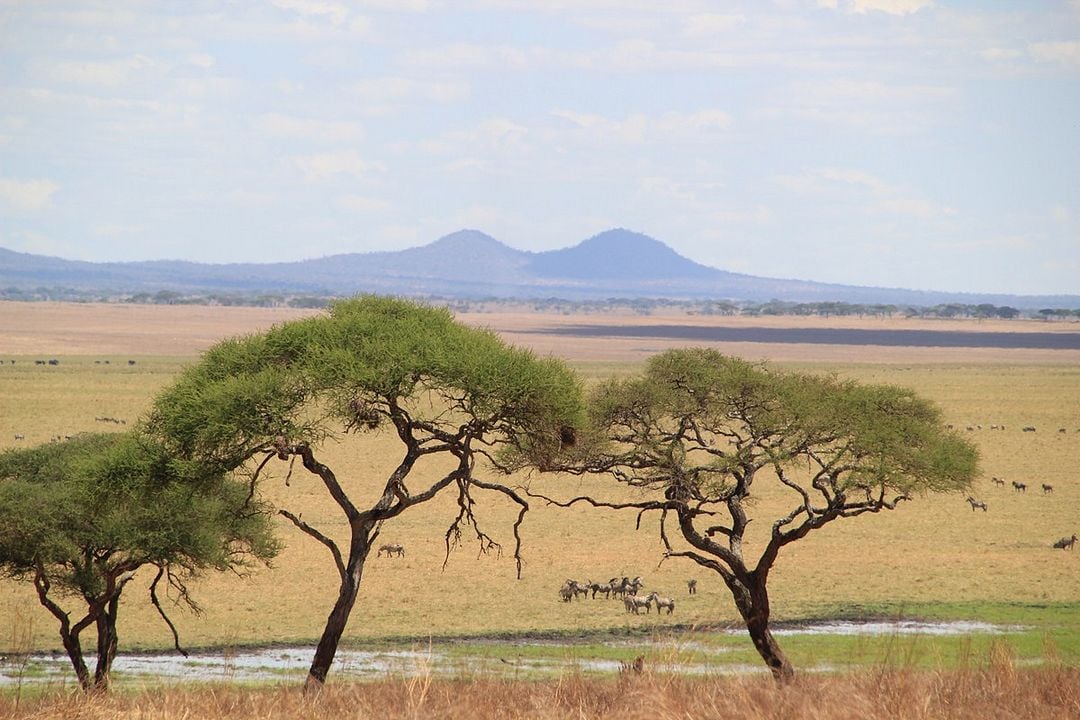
top-left (335, 194), bottom-right (392, 212)
top-left (270, 0), bottom-right (350, 25)
top-left (0, 178), bottom-right (59, 211)
top-left (1029, 41), bottom-right (1080, 67)
top-left (820, 0), bottom-right (934, 15)
top-left (293, 151), bottom-right (381, 181)
top-left (350, 77), bottom-right (470, 114)
top-left (773, 167), bottom-right (955, 219)
top-left (255, 113), bottom-right (365, 143)
top-left (551, 108), bottom-right (731, 144)
top-left (684, 13), bottom-right (745, 37)
top-left (48, 54), bottom-right (162, 87)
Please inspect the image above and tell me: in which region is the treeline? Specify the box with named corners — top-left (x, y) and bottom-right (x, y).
top-left (2, 286), bottom-right (1079, 320)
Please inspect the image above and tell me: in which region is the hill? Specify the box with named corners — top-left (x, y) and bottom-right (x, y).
top-left (1, 230), bottom-right (1076, 309)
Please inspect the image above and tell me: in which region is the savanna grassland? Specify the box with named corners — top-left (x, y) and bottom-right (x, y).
top-left (2, 301), bottom-right (1080, 717)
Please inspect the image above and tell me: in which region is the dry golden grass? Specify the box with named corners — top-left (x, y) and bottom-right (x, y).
top-left (1, 303), bottom-right (1079, 655)
top-left (4, 658), bottom-right (1080, 720)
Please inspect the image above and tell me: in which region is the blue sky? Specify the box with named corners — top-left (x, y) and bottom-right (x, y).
top-left (1, 0), bottom-right (1078, 295)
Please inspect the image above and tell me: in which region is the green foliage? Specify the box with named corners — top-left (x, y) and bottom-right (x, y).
top-left (148, 295), bottom-right (585, 473)
top-left (0, 433), bottom-right (279, 597)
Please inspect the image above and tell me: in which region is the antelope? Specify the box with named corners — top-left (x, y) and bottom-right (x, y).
top-left (686, 579), bottom-right (697, 595)
top-left (1053, 535), bottom-right (1078, 550)
top-left (1042, 484), bottom-right (1054, 494)
top-left (377, 543), bottom-right (405, 558)
top-left (1011, 481), bottom-right (1027, 493)
top-left (966, 497), bottom-right (988, 512)
top-left (647, 592), bottom-right (675, 615)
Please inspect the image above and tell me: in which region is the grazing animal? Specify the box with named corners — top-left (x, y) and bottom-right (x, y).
top-left (47, 359), bottom-right (59, 366)
top-left (626, 576), bottom-right (645, 596)
top-left (1042, 484), bottom-right (1054, 494)
top-left (1011, 481), bottom-right (1027, 493)
top-left (377, 543), bottom-right (405, 558)
top-left (128, 360), bottom-right (137, 365)
top-left (991, 477), bottom-right (1006, 487)
top-left (966, 496), bottom-right (988, 512)
top-left (1059, 428), bottom-right (1067, 434)
top-left (687, 579), bottom-right (698, 595)
top-left (619, 655), bottom-right (645, 674)
top-left (1022, 426), bottom-right (1036, 432)
top-left (13, 433), bottom-right (24, 441)
top-left (625, 594), bottom-right (652, 614)
top-left (1053, 535), bottom-right (1078, 550)
top-left (965, 425), bottom-right (975, 432)
top-left (647, 592), bottom-right (676, 615)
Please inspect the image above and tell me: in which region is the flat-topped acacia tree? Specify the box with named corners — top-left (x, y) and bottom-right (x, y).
top-left (147, 296), bottom-right (584, 692)
top-left (0, 432), bottom-right (277, 691)
top-left (530, 348), bottom-right (978, 682)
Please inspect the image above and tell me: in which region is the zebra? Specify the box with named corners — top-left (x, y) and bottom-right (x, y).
top-left (625, 594), bottom-right (652, 614)
top-left (991, 477), bottom-right (1006, 487)
top-left (1011, 481), bottom-right (1027, 493)
top-left (966, 497), bottom-right (988, 512)
top-left (377, 543), bottom-right (405, 558)
top-left (647, 592), bottom-right (676, 615)
top-left (686, 579), bottom-right (697, 595)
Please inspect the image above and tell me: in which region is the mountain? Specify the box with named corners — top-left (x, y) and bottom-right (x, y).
top-left (1, 231), bottom-right (1076, 309)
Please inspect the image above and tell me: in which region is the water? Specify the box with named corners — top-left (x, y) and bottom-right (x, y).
top-left (0, 620), bottom-right (1021, 687)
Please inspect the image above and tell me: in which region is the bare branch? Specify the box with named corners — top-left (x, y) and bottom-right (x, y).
top-left (149, 566), bottom-right (189, 658)
top-left (279, 509), bottom-right (346, 580)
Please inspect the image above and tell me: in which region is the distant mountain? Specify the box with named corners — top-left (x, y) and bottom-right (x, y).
top-left (1, 230), bottom-right (1077, 309)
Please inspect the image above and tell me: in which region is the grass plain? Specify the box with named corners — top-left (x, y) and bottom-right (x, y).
top-left (1, 301), bottom-right (1079, 689)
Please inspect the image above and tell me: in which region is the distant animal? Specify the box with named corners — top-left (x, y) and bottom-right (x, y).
top-left (128, 359), bottom-right (137, 366)
top-left (376, 543), bottom-right (404, 558)
top-left (1042, 484), bottom-right (1054, 494)
top-left (34, 360), bottom-right (45, 365)
top-left (647, 592), bottom-right (676, 615)
top-left (965, 425), bottom-right (975, 432)
top-left (1059, 428), bottom-right (1067, 434)
top-left (1022, 426), bottom-right (1036, 432)
top-left (966, 496), bottom-right (988, 512)
top-left (991, 477), bottom-right (1006, 487)
top-left (686, 579), bottom-right (697, 595)
top-left (619, 655), bottom-right (645, 674)
top-left (625, 594), bottom-right (652, 614)
top-left (47, 359), bottom-right (59, 366)
top-left (1011, 481), bottom-right (1027, 493)
top-left (1053, 535), bottom-right (1078, 551)
top-left (13, 433), bottom-right (24, 441)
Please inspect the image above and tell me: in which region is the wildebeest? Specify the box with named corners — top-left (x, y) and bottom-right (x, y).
top-left (1011, 481), bottom-right (1027, 493)
top-left (1042, 484), bottom-right (1054, 494)
top-left (1053, 534), bottom-right (1078, 550)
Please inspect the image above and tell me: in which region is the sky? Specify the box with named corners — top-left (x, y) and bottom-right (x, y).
top-left (1, 1), bottom-right (1078, 296)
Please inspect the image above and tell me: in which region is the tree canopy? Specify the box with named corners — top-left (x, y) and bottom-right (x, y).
top-left (0, 432), bottom-right (278, 690)
top-left (147, 295), bottom-right (585, 690)
top-left (537, 348), bottom-right (979, 680)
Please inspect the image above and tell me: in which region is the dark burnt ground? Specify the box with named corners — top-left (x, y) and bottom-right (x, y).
top-left (530, 325), bottom-right (1080, 350)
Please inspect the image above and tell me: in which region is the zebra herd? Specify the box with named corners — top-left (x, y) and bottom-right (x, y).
top-left (557, 576), bottom-right (681, 615)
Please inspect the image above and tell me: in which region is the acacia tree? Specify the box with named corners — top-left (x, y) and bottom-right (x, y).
top-left (530, 348), bottom-right (978, 682)
top-left (147, 296), bottom-right (583, 692)
top-left (0, 432), bottom-right (278, 691)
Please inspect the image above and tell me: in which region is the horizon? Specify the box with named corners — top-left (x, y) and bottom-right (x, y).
top-left (1, 3), bottom-right (1078, 295)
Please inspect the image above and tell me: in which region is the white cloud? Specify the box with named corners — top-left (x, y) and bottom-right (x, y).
top-left (1029, 41), bottom-right (1080, 67)
top-left (0, 178), bottom-right (59, 211)
top-left (980, 47), bottom-right (1022, 62)
top-left (335, 194), bottom-right (392, 212)
top-left (773, 167), bottom-right (955, 219)
top-left (255, 113), bottom-right (365, 143)
top-left (351, 77), bottom-right (470, 112)
top-left (271, 0), bottom-right (350, 25)
top-left (684, 13), bottom-right (745, 37)
top-left (49, 54), bottom-right (162, 87)
top-left (825, 0), bottom-right (933, 15)
top-left (293, 151), bottom-right (381, 181)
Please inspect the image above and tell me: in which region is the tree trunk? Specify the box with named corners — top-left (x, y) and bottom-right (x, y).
top-left (733, 573), bottom-right (795, 683)
top-left (60, 627), bottom-right (92, 691)
top-left (93, 593), bottom-right (121, 691)
top-left (304, 523), bottom-right (375, 693)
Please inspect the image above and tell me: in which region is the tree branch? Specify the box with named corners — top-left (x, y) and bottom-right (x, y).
top-left (279, 509), bottom-right (346, 580)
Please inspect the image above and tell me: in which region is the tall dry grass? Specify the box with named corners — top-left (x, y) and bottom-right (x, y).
top-left (5, 655), bottom-right (1080, 720)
